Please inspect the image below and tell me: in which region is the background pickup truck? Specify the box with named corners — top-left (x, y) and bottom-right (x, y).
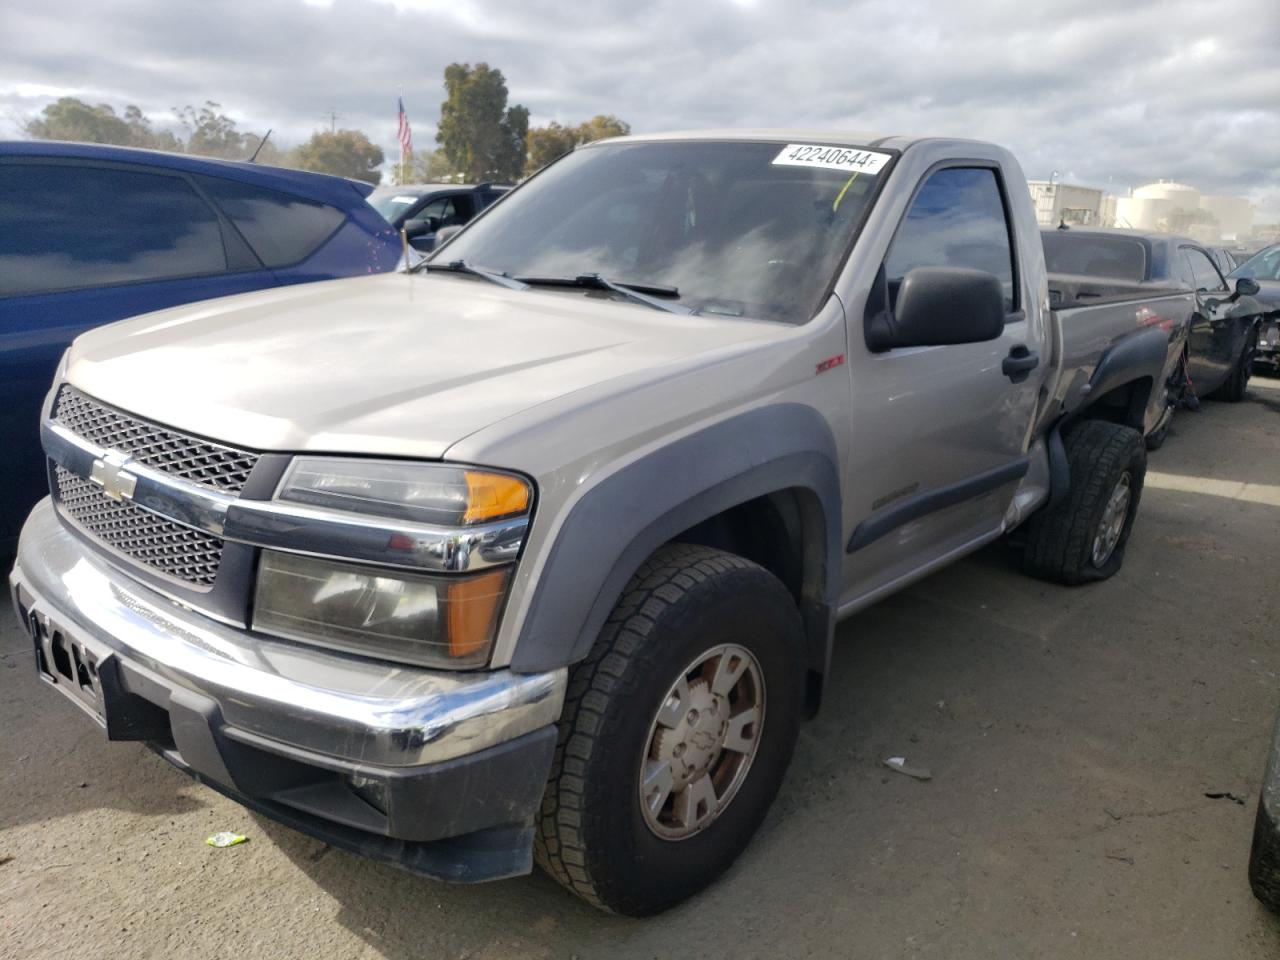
top-left (1040, 226), bottom-right (1265, 444)
top-left (11, 131), bottom-right (1180, 916)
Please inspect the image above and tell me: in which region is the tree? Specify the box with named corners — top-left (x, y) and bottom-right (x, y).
top-left (436, 63), bottom-right (528, 182)
top-left (524, 114), bottom-right (630, 176)
top-left (392, 148), bottom-right (459, 185)
top-left (525, 122), bottom-right (577, 176)
top-left (123, 105), bottom-right (183, 151)
top-left (25, 97), bottom-right (180, 150)
top-left (174, 101), bottom-right (261, 160)
top-left (291, 129), bottom-right (384, 184)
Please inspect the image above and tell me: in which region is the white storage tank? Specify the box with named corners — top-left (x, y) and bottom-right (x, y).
top-left (1133, 180), bottom-right (1202, 210)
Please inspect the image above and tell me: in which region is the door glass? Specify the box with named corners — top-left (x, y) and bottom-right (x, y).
top-left (1183, 247), bottom-right (1227, 293)
top-left (196, 175), bottom-right (345, 268)
top-left (1175, 250), bottom-right (1198, 289)
top-left (410, 196), bottom-right (471, 228)
top-left (884, 167), bottom-right (1016, 312)
top-left (411, 197), bottom-right (453, 225)
top-left (0, 162), bottom-right (227, 298)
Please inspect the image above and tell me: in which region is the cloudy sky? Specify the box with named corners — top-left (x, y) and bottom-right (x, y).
top-left (2, 0), bottom-right (1278, 216)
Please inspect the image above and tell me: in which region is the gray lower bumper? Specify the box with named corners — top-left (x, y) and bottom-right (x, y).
top-left (9, 500), bottom-right (567, 880)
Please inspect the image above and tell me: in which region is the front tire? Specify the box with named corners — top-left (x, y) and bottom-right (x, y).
top-left (1250, 798), bottom-right (1280, 913)
top-left (534, 544), bottom-right (805, 916)
top-left (1022, 420), bottom-right (1146, 584)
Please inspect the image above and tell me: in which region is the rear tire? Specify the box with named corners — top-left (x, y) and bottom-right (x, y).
top-left (534, 544), bottom-right (805, 916)
top-left (1022, 420), bottom-right (1146, 585)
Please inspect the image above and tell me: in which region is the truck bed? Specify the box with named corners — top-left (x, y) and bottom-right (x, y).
top-left (1048, 272), bottom-right (1184, 310)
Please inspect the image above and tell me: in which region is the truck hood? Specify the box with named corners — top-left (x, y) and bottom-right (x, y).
top-left (66, 272), bottom-right (789, 459)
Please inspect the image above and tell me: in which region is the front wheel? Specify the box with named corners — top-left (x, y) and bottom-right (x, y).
top-left (1022, 420), bottom-right (1146, 585)
top-left (534, 544), bottom-right (805, 915)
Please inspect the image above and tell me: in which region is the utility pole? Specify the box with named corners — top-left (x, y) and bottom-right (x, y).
top-left (321, 108), bottom-right (342, 133)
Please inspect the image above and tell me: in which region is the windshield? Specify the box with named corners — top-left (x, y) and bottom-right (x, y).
top-left (367, 188), bottom-right (424, 223)
top-left (435, 140), bottom-right (890, 323)
top-left (1230, 244), bottom-right (1280, 281)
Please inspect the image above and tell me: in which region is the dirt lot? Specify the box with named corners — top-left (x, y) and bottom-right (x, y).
top-left (2, 380), bottom-right (1279, 960)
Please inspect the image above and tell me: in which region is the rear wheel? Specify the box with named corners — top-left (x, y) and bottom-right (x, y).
top-left (1022, 420), bottom-right (1146, 584)
top-left (534, 544), bottom-right (805, 915)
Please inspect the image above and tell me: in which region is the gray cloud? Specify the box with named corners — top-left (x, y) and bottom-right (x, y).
top-left (1, 0), bottom-right (1277, 215)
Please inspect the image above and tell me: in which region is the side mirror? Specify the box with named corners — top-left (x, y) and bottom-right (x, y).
top-left (403, 219), bottom-right (433, 239)
top-left (1235, 277), bottom-right (1260, 298)
top-left (866, 266), bottom-right (1005, 351)
top-left (434, 224), bottom-right (463, 249)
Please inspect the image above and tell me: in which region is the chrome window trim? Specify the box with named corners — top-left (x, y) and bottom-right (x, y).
top-left (42, 420), bottom-right (527, 573)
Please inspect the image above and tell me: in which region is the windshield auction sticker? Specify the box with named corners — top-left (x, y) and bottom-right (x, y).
top-left (771, 144), bottom-right (891, 175)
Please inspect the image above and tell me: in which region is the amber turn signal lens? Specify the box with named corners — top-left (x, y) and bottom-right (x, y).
top-left (463, 470), bottom-right (531, 524)
top-left (447, 568), bottom-right (511, 659)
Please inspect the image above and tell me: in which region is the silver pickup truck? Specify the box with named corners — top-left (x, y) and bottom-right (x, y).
top-left (10, 131), bottom-right (1184, 915)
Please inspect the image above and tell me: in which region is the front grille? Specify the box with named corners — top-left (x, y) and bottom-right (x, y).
top-left (49, 386), bottom-right (256, 588)
top-left (54, 386), bottom-right (259, 493)
top-left (54, 466), bottom-right (225, 588)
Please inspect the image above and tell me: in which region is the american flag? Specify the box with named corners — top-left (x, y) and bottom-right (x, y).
top-left (397, 97), bottom-right (413, 159)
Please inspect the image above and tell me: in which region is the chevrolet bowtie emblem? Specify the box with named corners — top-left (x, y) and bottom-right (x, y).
top-left (90, 450), bottom-right (138, 502)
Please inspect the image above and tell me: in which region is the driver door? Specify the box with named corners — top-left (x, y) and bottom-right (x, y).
top-left (841, 164), bottom-right (1044, 605)
top-left (1179, 244), bottom-right (1234, 389)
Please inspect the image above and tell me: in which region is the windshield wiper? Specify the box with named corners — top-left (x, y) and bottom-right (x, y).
top-left (516, 273), bottom-right (694, 315)
top-left (418, 259), bottom-right (529, 291)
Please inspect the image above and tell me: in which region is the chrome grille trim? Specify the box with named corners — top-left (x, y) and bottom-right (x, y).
top-left (42, 419), bottom-right (527, 573)
top-left (54, 385), bottom-right (259, 493)
top-left (53, 465), bottom-right (224, 588)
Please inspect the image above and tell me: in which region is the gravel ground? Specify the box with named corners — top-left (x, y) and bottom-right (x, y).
top-left (2, 380), bottom-right (1279, 960)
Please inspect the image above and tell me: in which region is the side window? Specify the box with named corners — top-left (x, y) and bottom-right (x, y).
top-left (1183, 247), bottom-right (1227, 292)
top-left (410, 195), bottom-right (474, 227)
top-left (884, 167), bottom-right (1016, 313)
top-left (409, 197), bottom-right (455, 225)
top-left (1174, 249), bottom-right (1198, 289)
top-left (0, 161), bottom-right (227, 298)
top-left (196, 176), bottom-right (345, 269)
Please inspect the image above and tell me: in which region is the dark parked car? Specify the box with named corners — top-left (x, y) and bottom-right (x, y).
top-left (0, 140), bottom-right (403, 556)
top-left (1229, 243), bottom-right (1280, 374)
top-left (367, 183), bottom-right (510, 252)
top-left (1041, 227), bottom-right (1261, 405)
top-left (1251, 706), bottom-right (1280, 913)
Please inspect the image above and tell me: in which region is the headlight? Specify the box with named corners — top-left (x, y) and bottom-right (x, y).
top-left (257, 458), bottom-right (533, 668)
top-left (276, 458), bottom-right (530, 526)
top-left (253, 550), bottom-right (510, 668)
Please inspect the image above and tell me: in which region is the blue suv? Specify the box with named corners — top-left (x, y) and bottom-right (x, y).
top-left (0, 141), bottom-right (404, 555)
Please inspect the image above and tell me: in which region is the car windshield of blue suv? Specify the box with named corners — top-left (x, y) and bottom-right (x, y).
top-left (432, 140), bottom-right (891, 324)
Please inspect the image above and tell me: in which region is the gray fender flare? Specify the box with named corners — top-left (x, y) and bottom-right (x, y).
top-left (509, 403), bottom-right (842, 676)
top-left (1064, 325), bottom-right (1169, 424)
top-left (1049, 324), bottom-right (1170, 502)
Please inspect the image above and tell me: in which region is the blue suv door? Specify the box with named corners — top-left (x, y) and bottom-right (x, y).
top-left (0, 158), bottom-right (283, 549)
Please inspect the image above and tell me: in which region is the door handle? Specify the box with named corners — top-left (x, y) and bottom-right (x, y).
top-left (1002, 345), bottom-right (1039, 383)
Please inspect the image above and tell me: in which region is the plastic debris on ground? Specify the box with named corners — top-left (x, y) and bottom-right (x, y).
top-left (206, 832), bottom-right (249, 848)
top-left (883, 756), bottom-right (932, 781)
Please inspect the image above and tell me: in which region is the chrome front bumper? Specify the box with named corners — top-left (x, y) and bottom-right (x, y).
top-left (10, 498), bottom-right (566, 768)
